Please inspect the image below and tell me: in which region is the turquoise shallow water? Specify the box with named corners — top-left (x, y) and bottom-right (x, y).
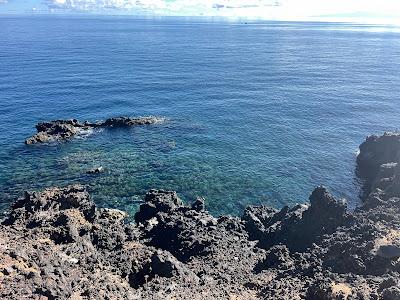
top-left (1, 16), bottom-right (400, 216)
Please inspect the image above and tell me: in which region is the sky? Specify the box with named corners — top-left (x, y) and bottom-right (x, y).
top-left (0, 0), bottom-right (400, 23)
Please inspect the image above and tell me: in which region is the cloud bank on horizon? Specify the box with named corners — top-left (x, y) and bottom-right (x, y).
top-left (1, 0), bottom-right (400, 21)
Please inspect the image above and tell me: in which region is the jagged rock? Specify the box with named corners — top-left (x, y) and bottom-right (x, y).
top-left (129, 250), bottom-right (199, 288)
top-left (245, 186), bottom-right (347, 251)
top-left (386, 163), bottom-right (400, 198)
top-left (0, 184), bottom-right (266, 299)
top-left (357, 132), bottom-right (400, 197)
top-left (357, 132), bottom-right (400, 178)
top-left (191, 197), bottom-right (205, 212)
top-left (254, 245), bottom-right (294, 272)
top-left (135, 189), bottom-right (217, 261)
top-left (2, 131), bottom-right (400, 299)
top-left (97, 207), bottom-right (128, 222)
top-left (25, 116), bottom-right (164, 144)
top-left (306, 280), bottom-right (353, 300)
top-left (3, 185), bottom-right (96, 227)
top-left (382, 286), bottom-right (400, 300)
top-left (379, 277), bottom-right (398, 291)
top-left (100, 116), bottom-right (162, 127)
top-left (303, 186), bottom-right (347, 236)
top-left (0, 185), bottom-right (206, 299)
top-left (317, 197), bottom-right (400, 276)
top-left (25, 119), bottom-right (88, 144)
top-left (135, 189), bottom-right (182, 225)
top-left (242, 205), bottom-right (278, 240)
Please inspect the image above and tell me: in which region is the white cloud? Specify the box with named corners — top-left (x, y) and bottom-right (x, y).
top-left (39, 0), bottom-right (400, 20)
top-left (279, 0), bottom-right (400, 16)
top-left (43, 0), bottom-right (280, 13)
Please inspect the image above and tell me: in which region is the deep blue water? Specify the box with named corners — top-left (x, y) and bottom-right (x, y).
top-left (1, 16), bottom-right (400, 216)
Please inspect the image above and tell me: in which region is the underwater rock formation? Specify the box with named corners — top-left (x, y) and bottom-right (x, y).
top-left (1, 132), bottom-right (399, 299)
top-left (25, 116), bottom-right (164, 144)
top-left (86, 166), bottom-right (105, 174)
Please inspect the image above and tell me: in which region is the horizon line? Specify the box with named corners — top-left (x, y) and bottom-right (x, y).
top-left (1, 12), bottom-right (400, 26)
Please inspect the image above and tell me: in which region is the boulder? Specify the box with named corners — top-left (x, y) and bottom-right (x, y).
top-left (244, 186), bottom-right (347, 251)
top-left (357, 132), bottom-right (400, 196)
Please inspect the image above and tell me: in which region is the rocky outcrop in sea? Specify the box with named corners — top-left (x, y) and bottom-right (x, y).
top-left (1, 132), bottom-right (399, 299)
top-left (25, 116), bottom-right (164, 144)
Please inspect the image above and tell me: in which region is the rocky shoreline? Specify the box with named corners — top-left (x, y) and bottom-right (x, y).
top-left (1, 132), bottom-right (399, 299)
top-left (25, 116), bottom-right (164, 144)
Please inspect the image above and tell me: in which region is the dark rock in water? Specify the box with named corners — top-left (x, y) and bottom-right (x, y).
top-left (357, 132), bottom-right (400, 197)
top-left (25, 119), bottom-right (88, 144)
top-left (100, 116), bottom-right (162, 127)
top-left (25, 116), bottom-right (164, 144)
top-left (86, 166), bottom-right (104, 174)
top-left (357, 133), bottom-right (400, 210)
top-left (357, 133), bottom-right (400, 178)
top-left (2, 131), bottom-right (400, 299)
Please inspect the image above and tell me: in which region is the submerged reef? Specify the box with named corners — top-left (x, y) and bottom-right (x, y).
top-left (25, 116), bottom-right (164, 144)
top-left (1, 132), bottom-right (400, 299)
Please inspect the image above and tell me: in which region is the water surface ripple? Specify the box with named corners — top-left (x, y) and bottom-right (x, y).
top-left (1, 16), bottom-right (400, 215)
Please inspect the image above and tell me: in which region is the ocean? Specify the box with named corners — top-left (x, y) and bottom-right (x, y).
top-left (0, 15), bottom-right (399, 216)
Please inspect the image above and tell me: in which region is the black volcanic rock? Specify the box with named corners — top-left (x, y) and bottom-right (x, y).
top-left (243, 186), bottom-right (347, 251)
top-left (1, 131), bottom-right (400, 299)
top-left (136, 189), bottom-right (219, 261)
top-left (25, 116), bottom-right (164, 144)
top-left (358, 134), bottom-right (400, 210)
top-left (357, 132), bottom-right (400, 197)
top-left (100, 116), bottom-right (161, 127)
top-left (25, 119), bottom-right (88, 144)
top-left (357, 133), bottom-right (400, 179)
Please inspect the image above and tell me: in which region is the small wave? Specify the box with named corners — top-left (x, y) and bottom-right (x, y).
top-left (154, 116), bottom-right (168, 124)
top-left (75, 128), bottom-right (95, 139)
top-left (139, 116), bottom-right (168, 124)
top-left (355, 149), bottom-right (360, 157)
top-left (75, 127), bottom-right (106, 140)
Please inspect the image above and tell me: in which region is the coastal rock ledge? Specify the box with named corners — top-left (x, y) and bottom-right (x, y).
top-left (25, 116), bottom-right (164, 144)
top-left (1, 132), bottom-right (399, 299)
